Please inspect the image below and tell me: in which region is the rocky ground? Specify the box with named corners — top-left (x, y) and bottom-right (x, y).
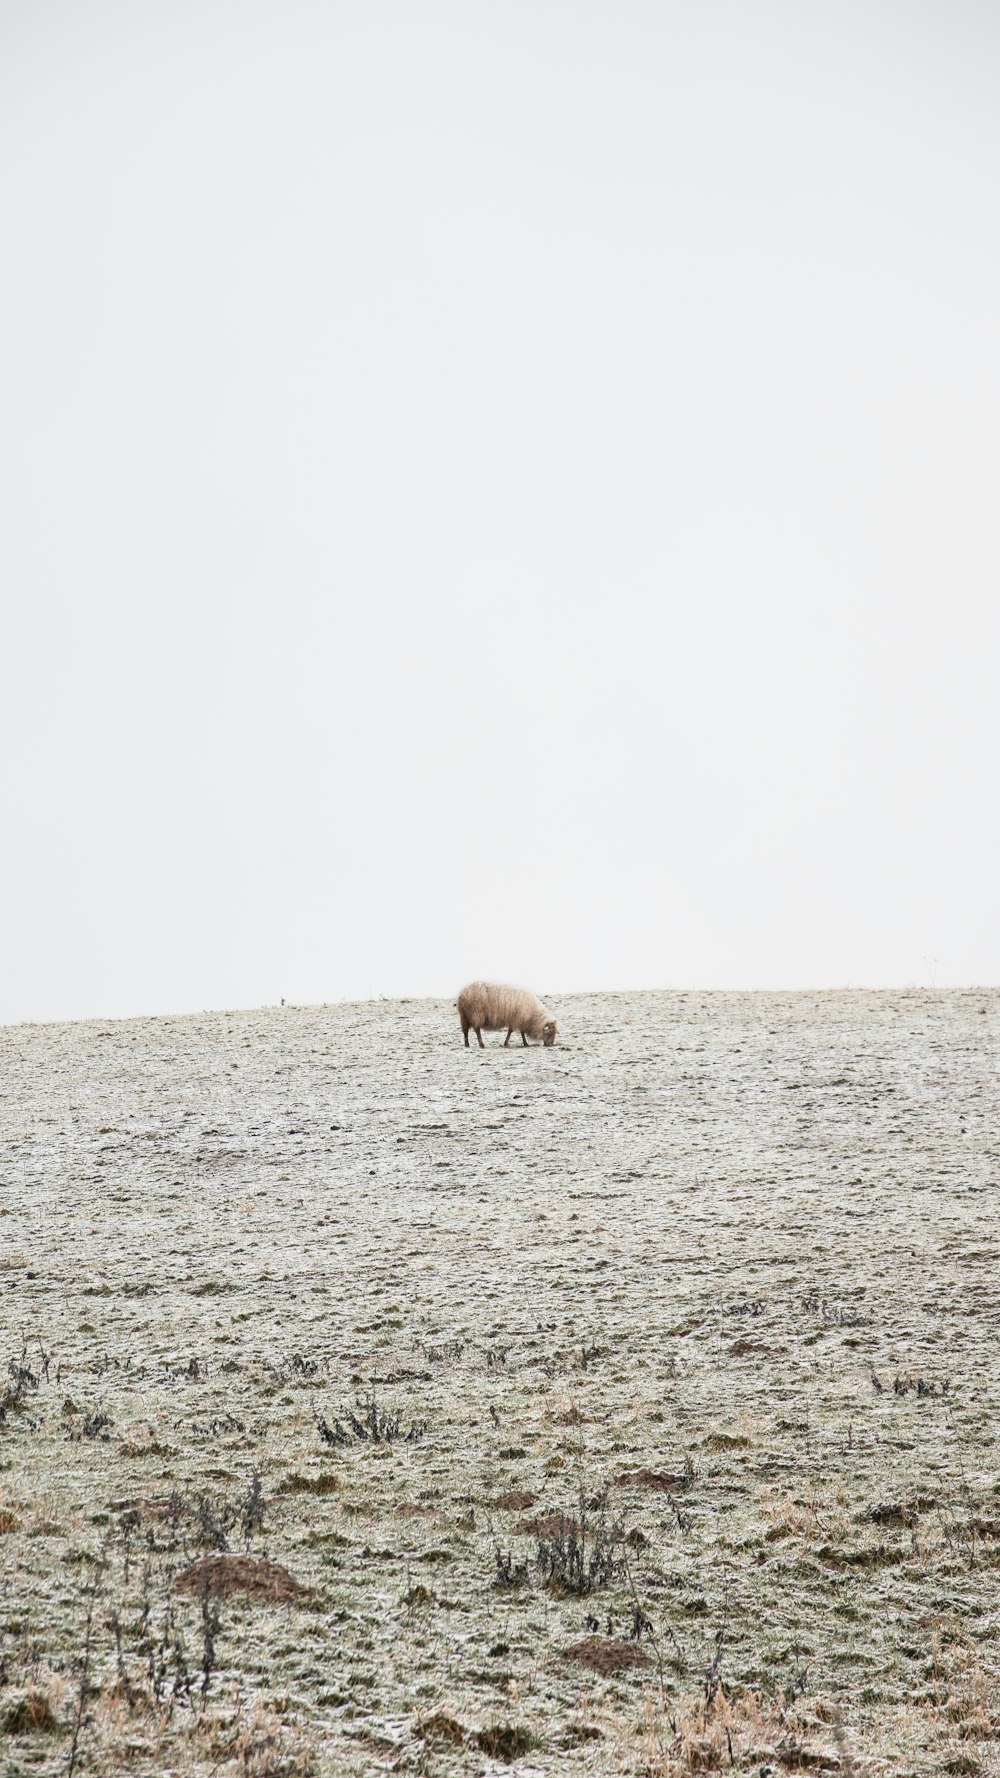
top-left (1, 988), bottom-right (999, 1776)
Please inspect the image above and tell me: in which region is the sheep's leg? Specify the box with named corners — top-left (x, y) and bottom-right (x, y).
top-left (521, 1031), bottom-right (529, 1047)
top-left (504, 1028), bottom-right (513, 1046)
top-left (475, 1028), bottom-right (485, 1049)
top-left (460, 1014), bottom-right (471, 1047)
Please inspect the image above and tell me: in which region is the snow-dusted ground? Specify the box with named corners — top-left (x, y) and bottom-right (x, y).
top-left (2, 989), bottom-right (999, 1774)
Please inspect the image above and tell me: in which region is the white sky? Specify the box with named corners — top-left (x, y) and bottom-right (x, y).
top-left (2, 1), bottom-right (998, 1025)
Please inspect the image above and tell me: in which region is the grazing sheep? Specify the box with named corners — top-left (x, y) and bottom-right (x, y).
top-left (456, 981), bottom-right (557, 1049)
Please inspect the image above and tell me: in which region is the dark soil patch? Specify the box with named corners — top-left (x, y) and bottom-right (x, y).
top-left (517, 1510), bottom-right (578, 1537)
top-left (493, 1488), bottom-right (537, 1511)
top-left (172, 1554), bottom-right (311, 1602)
top-left (615, 1467), bottom-right (686, 1492)
top-left (565, 1636), bottom-right (652, 1675)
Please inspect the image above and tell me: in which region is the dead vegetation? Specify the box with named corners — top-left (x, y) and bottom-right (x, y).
top-left (316, 1397), bottom-right (427, 1446)
top-left (641, 1687), bottom-right (856, 1775)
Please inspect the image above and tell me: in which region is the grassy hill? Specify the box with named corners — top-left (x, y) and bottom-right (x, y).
top-left (2, 989), bottom-right (998, 1774)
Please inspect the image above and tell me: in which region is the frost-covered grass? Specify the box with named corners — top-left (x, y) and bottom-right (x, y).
top-left (2, 989), bottom-right (999, 1775)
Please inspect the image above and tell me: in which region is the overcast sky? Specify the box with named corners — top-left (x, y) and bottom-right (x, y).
top-left (2, 1), bottom-right (998, 1025)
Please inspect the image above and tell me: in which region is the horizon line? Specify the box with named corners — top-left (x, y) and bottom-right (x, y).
top-left (4, 980), bottom-right (997, 1033)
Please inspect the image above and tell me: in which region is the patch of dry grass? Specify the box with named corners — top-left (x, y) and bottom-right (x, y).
top-left (640, 1688), bottom-right (856, 1775)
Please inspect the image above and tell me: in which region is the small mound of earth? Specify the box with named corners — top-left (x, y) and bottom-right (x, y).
top-left (615, 1467), bottom-right (685, 1492)
top-left (492, 1488), bottom-right (536, 1511)
top-left (566, 1636), bottom-right (651, 1676)
top-left (516, 1511), bottom-right (578, 1537)
top-left (475, 1724), bottom-right (538, 1761)
top-left (418, 1711), bottom-right (466, 1746)
top-left (172, 1554), bottom-right (311, 1602)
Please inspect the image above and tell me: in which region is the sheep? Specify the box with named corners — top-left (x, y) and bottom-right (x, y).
top-left (456, 981), bottom-right (557, 1049)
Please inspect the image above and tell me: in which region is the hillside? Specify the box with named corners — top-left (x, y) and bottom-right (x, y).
top-left (2, 990), bottom-right (999, 1775)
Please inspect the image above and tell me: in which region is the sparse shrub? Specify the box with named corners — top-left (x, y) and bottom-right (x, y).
top-left (196, 1493), bottom-right (233, 1551)
top-left (535, 1494), bottom-right (625, 1596)
top-left (316, 1398), bottom-right (427, 1445)
top-left (1, 1353), bottom-right (40, 1423)
top-left (419, 1339), bottom-right (466, 1365)
top-left (576, 1343), bottom-right (604, 1369)
top-left (893, 1372), bottom-right (950, 1397)
top-left (801, 1293), bottom-right (872, 1328)
top-left (240, 1469), bottom-right (266, 1549)
top-left (264, 1352), bottom-right (321, 1385)
top-left (199, 1588), bottom-right (222, 1696)
top-left (493, 1547), bottom-right (530, 1588)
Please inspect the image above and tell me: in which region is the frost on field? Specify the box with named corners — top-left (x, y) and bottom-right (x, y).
top-left (1, 989), bottom-right (999, 1775)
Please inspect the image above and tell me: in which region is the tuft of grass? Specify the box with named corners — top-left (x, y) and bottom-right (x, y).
top-left (475, 1723), bottom-right (539, 1761)
top-left (2, 1687), bottom-right (62, 1734)
top-left (279, 1471), bottom-right (340, 1496)
top-left (419, 1711), bottom-right (465, 1746)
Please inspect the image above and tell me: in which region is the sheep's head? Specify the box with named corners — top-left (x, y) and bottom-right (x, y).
top-left (542, 1020), bottom-right (557, 1046)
